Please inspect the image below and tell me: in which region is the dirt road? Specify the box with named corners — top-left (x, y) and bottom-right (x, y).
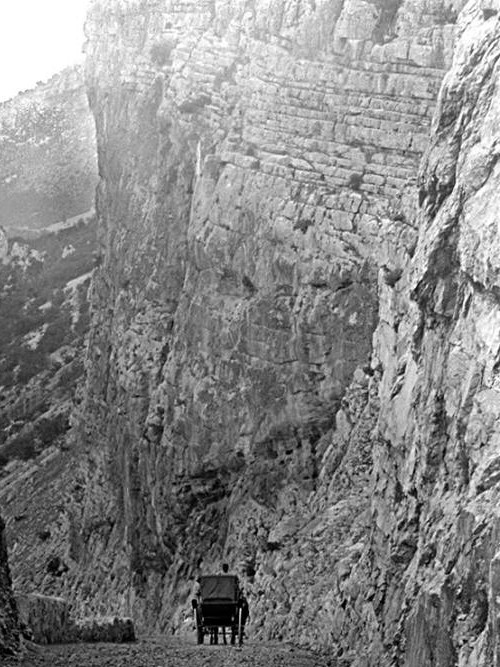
top-left (5, 637), bottom-right (337, 667)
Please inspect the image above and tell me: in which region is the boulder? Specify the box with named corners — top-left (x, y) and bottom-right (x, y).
top-left (15, 593), bottom-right (72, 645)
top-left (74, 616), bottom-right (135, 643)
top-left (15, 593), bottom-right (135, 645)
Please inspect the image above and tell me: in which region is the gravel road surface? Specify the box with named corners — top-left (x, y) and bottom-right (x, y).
top-left (4, 637), bottom-right (337, 667)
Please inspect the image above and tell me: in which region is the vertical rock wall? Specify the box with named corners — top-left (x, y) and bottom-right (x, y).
top-left (0, 516), bottom-right (19, 657)
top-left (71, 0), bottom-right (463, 640)
top-left (366, 5), bottom-right (500, 665)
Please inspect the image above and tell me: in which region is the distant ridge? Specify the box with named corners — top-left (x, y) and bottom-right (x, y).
top-left (0, 66), bottom-right (97, 232)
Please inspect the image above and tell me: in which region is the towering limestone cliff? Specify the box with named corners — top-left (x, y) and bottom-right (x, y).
top-left (0, 67), bottom-right (97, 232)
top-left (73, 0), bottom-right (461, 643)
top-left (5, 0), bottom-right (500, 665)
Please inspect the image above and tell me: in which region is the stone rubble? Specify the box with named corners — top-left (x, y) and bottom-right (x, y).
top-left (16, 592), bottom-right (135, 645)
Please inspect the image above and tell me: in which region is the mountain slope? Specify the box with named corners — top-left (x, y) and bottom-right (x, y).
top-left (0, 67), bottom-right (97, 232)
top-left (0, 219), bottom-right (96, 468)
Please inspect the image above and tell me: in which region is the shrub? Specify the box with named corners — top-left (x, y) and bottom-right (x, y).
top-left (348, 173), bottom-right (363, 190)
top-left (17, 349), bottom-right (47, 383)
top-left (0, 369), bottom-right (15, 388)
top-left (150, 39), bottom-right (176, 66)
top-left (36, 413), bottom-right (70, 446)
top-left (39, 320), bottom-right (68, 354)
top-left (0, 433), bottom-right (36, 464)
top-left (484, 9), bottom-right (498, 20)
top-left (57, 359), bottom-right (84, 388)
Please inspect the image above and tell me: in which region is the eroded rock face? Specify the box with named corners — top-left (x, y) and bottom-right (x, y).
top-left (70, 0), bottom-right (461, 637)
top-left (0, 515), bottom-right (19, 657)
top-left (367, 6), bottom-right (500, 665)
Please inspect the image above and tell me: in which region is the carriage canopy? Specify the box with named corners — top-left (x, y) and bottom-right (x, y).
top-left (199, 575), bottom-right (239, 601)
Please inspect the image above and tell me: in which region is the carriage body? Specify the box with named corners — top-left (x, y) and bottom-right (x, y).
top-left (192, 574), bottom-right (244, 645)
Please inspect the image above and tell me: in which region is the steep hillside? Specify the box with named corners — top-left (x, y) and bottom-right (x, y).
top-left (0, 219), bottom-right (96, 468)
top-left (3, 1), bottom-right (500, 666)
top-left (0, 68), bottom-right (97, 654)
top-left (0, 220), bottom-right (96, 628)
top-left (0, 67), bottom-right (97, 232)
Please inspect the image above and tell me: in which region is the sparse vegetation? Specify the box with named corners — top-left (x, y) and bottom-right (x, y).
top-left (484, 9), bottom-right (498, 21)
top-left (369, 0), bottom-right (403, 43)
top-left (0, 218), bottom-right (96, 467)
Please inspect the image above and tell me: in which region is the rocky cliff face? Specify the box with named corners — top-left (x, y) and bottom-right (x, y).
top-left (0, 516), bottom-right (19, 657)
top-left (74, 0), bottom-right (461, 637)
top-left (0, 67), bottom-right (97, 232)
top-left (5, 0), bottom-right (500, 665)
top-left (368, 5), bottom-right (500, 665)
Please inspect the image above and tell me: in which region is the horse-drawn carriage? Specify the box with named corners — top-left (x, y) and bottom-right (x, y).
top-left (192, 574), bottom-right (248, 646)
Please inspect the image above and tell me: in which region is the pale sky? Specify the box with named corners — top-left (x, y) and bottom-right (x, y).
top-left (0, 0), bottom-right (91, 102)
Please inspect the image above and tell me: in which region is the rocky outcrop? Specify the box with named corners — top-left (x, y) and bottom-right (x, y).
top-left (0, 515), bottom-right (19, 657)
top-left (16, 593), bottom-right (135, 645)
top-left (0, 67), bottom-right (97, 232)
top-left (16, 594), bottom-right (72, 645)
top-left (75, 616), bottom-right (135, 643)
top-left (364, 5), bottom-right (500, 665)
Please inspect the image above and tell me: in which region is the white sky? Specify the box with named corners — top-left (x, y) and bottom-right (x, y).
top-left (0, 0), bottom-right (91, 102)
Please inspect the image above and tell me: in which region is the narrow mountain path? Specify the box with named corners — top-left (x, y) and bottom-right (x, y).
top-left (6, 637), bottom-right (338, 667)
